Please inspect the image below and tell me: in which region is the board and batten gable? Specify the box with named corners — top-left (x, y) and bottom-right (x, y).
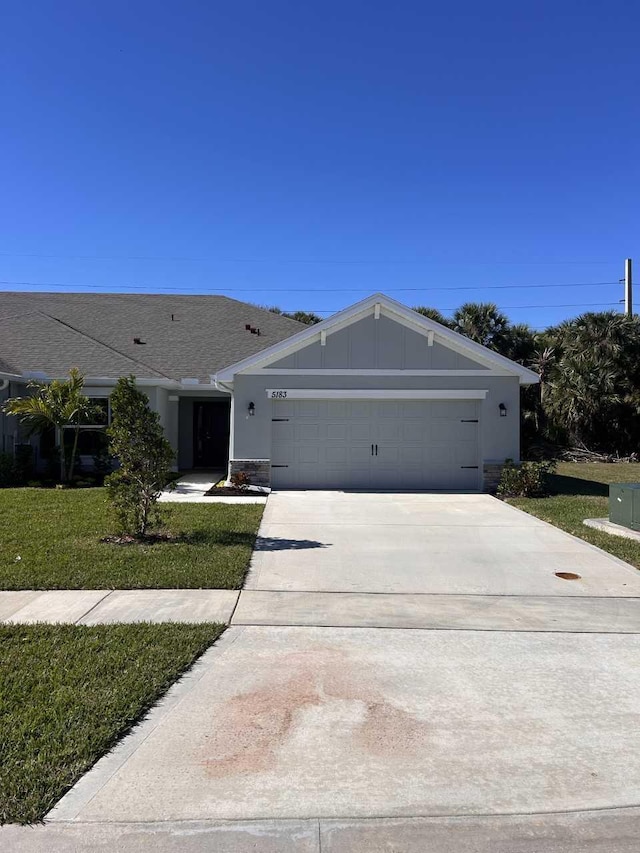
top-left (216, 293), bottom-right (538, 491)
top-left (269, 314), bottom-right (489, 371)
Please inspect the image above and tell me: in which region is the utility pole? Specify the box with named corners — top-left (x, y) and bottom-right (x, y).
top-left (625, 258), bottom-right (633, 317)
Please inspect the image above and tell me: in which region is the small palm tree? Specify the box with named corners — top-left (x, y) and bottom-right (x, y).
top-left (2, 368), bottom-right (97, 482)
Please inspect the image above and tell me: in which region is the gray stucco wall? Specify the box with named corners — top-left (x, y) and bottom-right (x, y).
top-left (231, 373), bottom-right (521, 466)
top-left (270, 315), bottom-right (489, 371)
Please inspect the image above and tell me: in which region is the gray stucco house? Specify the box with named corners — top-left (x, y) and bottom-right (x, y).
top-left (0, 291), bottom-right (538, 491)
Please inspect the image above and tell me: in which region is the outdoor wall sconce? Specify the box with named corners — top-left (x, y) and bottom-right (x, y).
top-left (499, 403), bottom-right (507, 417)
top-left (248, 401), bottom-right (256, 416)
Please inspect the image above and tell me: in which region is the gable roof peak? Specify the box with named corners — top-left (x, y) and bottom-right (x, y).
top-left (215, 291), bottom-right (540, 385)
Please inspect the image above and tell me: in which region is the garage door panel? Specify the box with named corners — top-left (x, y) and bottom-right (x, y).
top-left (298, 423), bottom-right (320, 441)
top-left (271, 399), bottom-right (479, 490)
top-left (402, 421), bottom-right (426, 442)
top-left (351, 402), bottom-right (373, 418)
top-left (298, 401), bottom-right (321, 417)
top-left (377, 401), bottom-right (401, 418)
top-left (325, 446), bottom-right (349, 464)
top-left (350, 422), bottom-right (375, 441)
top-left (299, 446), bottom-right (320, 463)
top-left (272, 422), bottom-right (294, 442)
top-left (327, 401), bottom-right (349, 417)
top-left (348, 445), bottom-right (373, 464)
top-left (378, 420), bottom-right (403, 441)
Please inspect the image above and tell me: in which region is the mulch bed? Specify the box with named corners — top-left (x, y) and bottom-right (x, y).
top-left (204, 486), bottom-right (266, 497)
top-left (100, 532), bottom-right (183, 546)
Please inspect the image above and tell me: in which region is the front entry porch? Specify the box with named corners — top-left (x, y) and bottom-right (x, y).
top-left (177, 395), bottom-right (230, 472)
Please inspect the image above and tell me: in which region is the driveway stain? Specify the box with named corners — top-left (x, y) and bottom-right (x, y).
top-left (199, 646), bottom-right (426, 777)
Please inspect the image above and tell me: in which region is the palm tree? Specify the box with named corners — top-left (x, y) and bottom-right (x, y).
top-left (412, 306), bottom-right (453, 327)
top-left (3, 368), bottom-right (97, 482)
top-left (542, 312), bottom-right (640, 451)
top-left (502, 323), bottom-right (537, 364)
top-left (452, 302), bottom-right (510, 350)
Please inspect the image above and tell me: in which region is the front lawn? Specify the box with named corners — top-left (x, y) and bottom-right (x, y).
top-left (509, 462), bottom-right (640, 570)
top-left (0, 622), bottom-right (223, 824)
top-left (0, 488), bottom-right (263, 589)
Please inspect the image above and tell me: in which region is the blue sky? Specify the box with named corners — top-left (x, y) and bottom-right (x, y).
top-left (2, 1), bottom-right (637, 328)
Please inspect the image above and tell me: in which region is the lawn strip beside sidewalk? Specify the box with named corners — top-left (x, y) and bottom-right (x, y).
top-left (0, 622), bottom-right (224, 824)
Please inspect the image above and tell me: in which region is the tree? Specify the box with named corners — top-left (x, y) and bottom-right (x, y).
top-left (2, 367), bottom-right (96, 482)
top-left (502, 323), bottom-right (537, 365)
top-left (105, 376), bottom-right (175, 537)
top-left (265, 306), bottom-right (322, 325)
top-left (452, 302), bottom-right (510, 350)
top-left (541, 312), bottom-right (640, 452)
top-left (412, 306), bottom-right (453, 327)
top-left (285, 310), bottom-right (322, 325)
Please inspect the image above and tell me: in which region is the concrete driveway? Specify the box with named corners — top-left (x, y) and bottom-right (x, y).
top-left (12, 491), bottom-right (640, 852)
top-left (245, 491), bottom-right (640, 597)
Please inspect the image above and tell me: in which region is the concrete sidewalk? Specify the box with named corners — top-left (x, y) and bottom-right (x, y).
top-left (44, 626), bottom-right (640, 823)
top-left (4, 808), bottom-right (640, 852)
top-left (0, 589), bottom-right (238, 624)
top-left (158, 470), bottom-right (267, 504)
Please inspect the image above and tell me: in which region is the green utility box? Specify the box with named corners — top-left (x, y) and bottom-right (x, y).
top-left (609, 484), bottom-right (640, 532)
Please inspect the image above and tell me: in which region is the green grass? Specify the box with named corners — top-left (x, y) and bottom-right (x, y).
top-left (0, 488), bottom-right (263, 589)
top-left (509, 462), bottom-right (640, 570)
top-left (0, 622), bottom-right (224, 824)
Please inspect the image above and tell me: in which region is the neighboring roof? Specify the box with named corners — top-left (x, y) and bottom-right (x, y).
top-left (216, 292), bottom-right (541, 385)
top-left (0, 292), bottom-right (305, 384)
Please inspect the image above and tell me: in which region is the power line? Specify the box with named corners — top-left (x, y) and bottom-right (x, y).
top-left (0, 279), bottom-right (620, 293)
top-left (0, 251), bottom-right (616, 265)
top-left (274, 302), bottom-right (622, 314)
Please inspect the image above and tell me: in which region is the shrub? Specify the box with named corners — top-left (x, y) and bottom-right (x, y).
top-left (0, 452), bottom-right (18, 488)
top-left (497, 458), bottom-right (556, 498)
top-left (230, 470), bottom-right (251, 490)
top-left (92, 446), bottom-right (113, 477)
top-left (13, 445), bottom-right (34, 483)
top-left (105, 377), bottom-right (175, 537)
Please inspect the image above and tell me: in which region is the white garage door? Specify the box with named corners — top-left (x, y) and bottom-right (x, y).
top-left (271, 399), bottom-right (480, 490)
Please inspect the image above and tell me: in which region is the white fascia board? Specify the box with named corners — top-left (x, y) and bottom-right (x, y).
top-left (215, 292), bottom-right (540, 385)
top-left (265, 388), bottom-right (489, 400)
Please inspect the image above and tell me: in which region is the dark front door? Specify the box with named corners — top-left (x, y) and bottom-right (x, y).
top-left (193, 401), bottom-right (230, 467)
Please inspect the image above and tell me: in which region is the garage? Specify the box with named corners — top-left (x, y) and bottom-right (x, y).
top-left (215, 294), bottom-right (540, 492)
top-left (270, 395), bottom-right (480, 490)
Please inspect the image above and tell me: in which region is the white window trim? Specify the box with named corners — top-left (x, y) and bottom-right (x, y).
top-left (266, 389), bottom-right (488, 400)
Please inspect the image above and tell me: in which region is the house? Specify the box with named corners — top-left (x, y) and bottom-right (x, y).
top-left (0, 291), bottom-right (539, 491)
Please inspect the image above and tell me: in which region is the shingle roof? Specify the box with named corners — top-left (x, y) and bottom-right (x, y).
top-left (0, 292), bottom-right (305, 383)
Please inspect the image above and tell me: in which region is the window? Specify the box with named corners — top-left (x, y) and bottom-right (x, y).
top-left (62, 397), bottom-right (111, 457)
top-left (81, 397), bottom-right (111, 427)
